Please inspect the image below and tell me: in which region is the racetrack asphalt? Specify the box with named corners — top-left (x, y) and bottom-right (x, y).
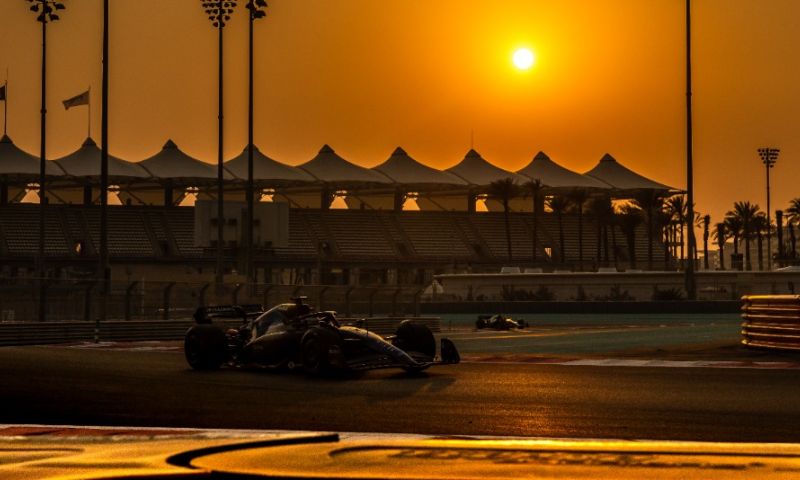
top-left (2, 345), bottom-right (800, 443)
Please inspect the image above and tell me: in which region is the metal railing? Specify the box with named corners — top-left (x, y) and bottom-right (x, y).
top-left (0, 279), bottom-right (428, 323)
top-left (741, 295), bottom-right (800, 351)
top-left (0, 316), bottom-right (441, 347)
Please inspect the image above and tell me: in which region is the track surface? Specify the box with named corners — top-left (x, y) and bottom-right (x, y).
top-left (3, 346), bottom-right (800, 443)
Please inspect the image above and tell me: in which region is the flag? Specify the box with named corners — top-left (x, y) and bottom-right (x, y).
top-left (0, 84), bottom-right (5, 102)
top-left (63, 90), bottom-right (89, 110)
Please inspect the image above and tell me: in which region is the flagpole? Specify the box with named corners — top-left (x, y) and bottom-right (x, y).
top-left (87, 86), bottom-right (91, 139)
top-left (3, 68), bottom-right (7, 136)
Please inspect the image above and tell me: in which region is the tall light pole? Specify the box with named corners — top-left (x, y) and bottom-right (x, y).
top-left (758, 147), bottom-right (779, 270)
top-left (245, 0), bottom-right (267, 285)
top-left (201, 0), bottom-right (237, 290)
top-left (26, 0), bottom-right (65, 322)
top-left (98, 0), bottom-right (109, 335)
top-left (684, 0), bottom-right (697, 300)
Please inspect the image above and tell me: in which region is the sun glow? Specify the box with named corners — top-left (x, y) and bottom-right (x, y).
top-left (512, 48), bottom-right (535, 70)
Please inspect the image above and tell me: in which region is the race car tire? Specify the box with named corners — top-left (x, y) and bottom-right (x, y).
top-left (301, 328), bottom-right (334, 375)
top-left (475, 319), bottom-right (487, 329)
top-left (184, 324), bottom-right (228, 370)
top-left (394, 320), bottom-right (436, 362)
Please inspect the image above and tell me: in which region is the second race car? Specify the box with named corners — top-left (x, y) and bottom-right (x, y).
top-left (475, 314), bottom-right (528, 330)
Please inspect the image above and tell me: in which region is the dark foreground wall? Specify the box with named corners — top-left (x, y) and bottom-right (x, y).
top-left (422, 301), bottom-right (741, 315)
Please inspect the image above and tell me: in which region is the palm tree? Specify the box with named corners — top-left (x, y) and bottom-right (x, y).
top-left (753, 212), bottom-right (768, 271)
top-left (713, 222), bottom-right (727, 270)
top-left (786, 198), bottom-right (800, 260)
top-left (727, 201), bottom-right (760, 271)
top-left (487, 178), bottom-right (520, 260)
top-left (26, 0), bottom-right (66, 322)
top-left (618, 204), bottom-right (643, 269)
top-left (523, 179), bottom-right (545, 264)
top-left (632, 190), bottom-right (665, 271)
top-left (702, 214), bottom-right (710, 270)
top-left (776, 210), bottom-right (784, 267)
top-left (588, 195), bottom-right (614, 267)
top-left (693, 210), bottom-right (703, 268)
top-left (567, 188), bottom-right (590, 271)
top-left (724, 214), bottom-right (742, 269)
top-left (665, 196), bottom-right (687, 264)
top-left (547, 195), bottom-right (570, 264)
top-left (655, 209), bottom-right (673, 270)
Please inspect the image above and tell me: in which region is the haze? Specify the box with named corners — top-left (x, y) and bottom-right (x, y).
top-left (0, 0), bottom-right (798, 222)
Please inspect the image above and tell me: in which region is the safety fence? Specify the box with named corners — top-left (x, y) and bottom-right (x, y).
top-left (0, 280), bottom-right (430, 323)
top-left (741, 295), bottom-right (800, 351)
top-left (0, 316), bottom-right (442, 347)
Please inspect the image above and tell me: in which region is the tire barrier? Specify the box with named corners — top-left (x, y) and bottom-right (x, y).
top-left (0, 317), bottom-right (441, 347)
top-left (741, 295), bottom-right (800, 351)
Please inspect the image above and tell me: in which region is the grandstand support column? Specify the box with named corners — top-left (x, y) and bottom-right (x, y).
top-left (198, 283), bottom-right (210, 307)
top-left (162, 282), bottom-right (176, 320)
top-left (393, 189), bottom-right (405, 212)
top-left (124, 281), bottom-right (138, 321)
top-left (345, 286), bottom-right (355, 317)
top-left (413, 288), bottom-right (423, 318)
top-left (318, 286), bottom-right (329, 311)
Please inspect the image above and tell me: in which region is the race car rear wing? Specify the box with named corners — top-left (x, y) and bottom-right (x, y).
top-left (193, 304), bottom-right (264, 324)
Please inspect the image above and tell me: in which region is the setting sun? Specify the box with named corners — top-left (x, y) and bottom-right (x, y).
top-left (512, 48), bottom-right (535, 70)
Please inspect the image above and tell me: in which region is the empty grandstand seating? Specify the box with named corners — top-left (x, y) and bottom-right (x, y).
top-left (395, 212), bottom-right (473, 260)
top-left (0, 204), bottom-right (669, 270)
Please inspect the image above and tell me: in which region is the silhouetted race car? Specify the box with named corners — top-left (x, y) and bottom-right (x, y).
top-left (475, 314), bottom-right (528, 330)
top-left (184, 297), bottom-right (460, 374)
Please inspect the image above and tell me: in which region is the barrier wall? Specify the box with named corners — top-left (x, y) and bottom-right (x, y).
top-left (435, 271), bottom-right (800, 302)
top-left (741, 295), bottom-right (800, 351)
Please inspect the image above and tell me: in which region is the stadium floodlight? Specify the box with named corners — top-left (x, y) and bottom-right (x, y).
top-left (758, 147), bottom-right (780, 270)
top-left (200, 0), bottom-right (238, 289)
top-left (244, 0), bottom-right (267, 285)
top-left (26, 0), bottom-right (66, 321)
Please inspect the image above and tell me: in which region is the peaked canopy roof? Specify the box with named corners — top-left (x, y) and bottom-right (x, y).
top-left (0, 134), bottom-right (64, 177)
top-left (517, 151), bottom-right (609, 190)
top-left (373, 147), bottom-right (468, 187)
top-left (446, 149), bottom-right (527, 186)
top-left (139, 140), bottom-right (230, 182)
top-left (55, 138), bottom-right (149, 180)
top-left (225, 145), bottom-right (315, 184)
top-left (585, 153), bottom-right (676, 191)
top-left (298, 145), bottom-right (391, 185)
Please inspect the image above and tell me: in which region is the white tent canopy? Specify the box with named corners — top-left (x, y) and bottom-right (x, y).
top-left (55, 137), bottom-right (150, 180)
top-left (373, 147), bottom-right (467, 187)
top-left (585, 153), bottom-right (675, 191)
top-left (517, 151), bottom-right (609, 190)
top-left (446, 149), bottom-right (527, 186)
top-left (139, 140), bottom-right (229, 182)
top-left (0, 134), bottom-right (63, 177)
top-left (298, 145), bottom-right (391, 185)
top-left (225, 144), bottom-right (315, 184)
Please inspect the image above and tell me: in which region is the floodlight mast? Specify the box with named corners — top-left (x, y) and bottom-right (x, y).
top-left (201, 0), bottom-right (237, 290)
top-left (683, 0), bottom-right (699, 299)
top-left (26, 0), bottom-right (66, 322)
top-left (758, 147), bottom-right (780, 270)
top-left (245, 0), bottom-right (267, 285)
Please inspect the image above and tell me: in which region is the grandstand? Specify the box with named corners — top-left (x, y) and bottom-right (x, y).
top-left (0, 136), bottom-right (678, 286)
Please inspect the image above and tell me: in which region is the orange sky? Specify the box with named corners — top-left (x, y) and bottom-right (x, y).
top-left (0, 0), bottom-right (799, 224)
